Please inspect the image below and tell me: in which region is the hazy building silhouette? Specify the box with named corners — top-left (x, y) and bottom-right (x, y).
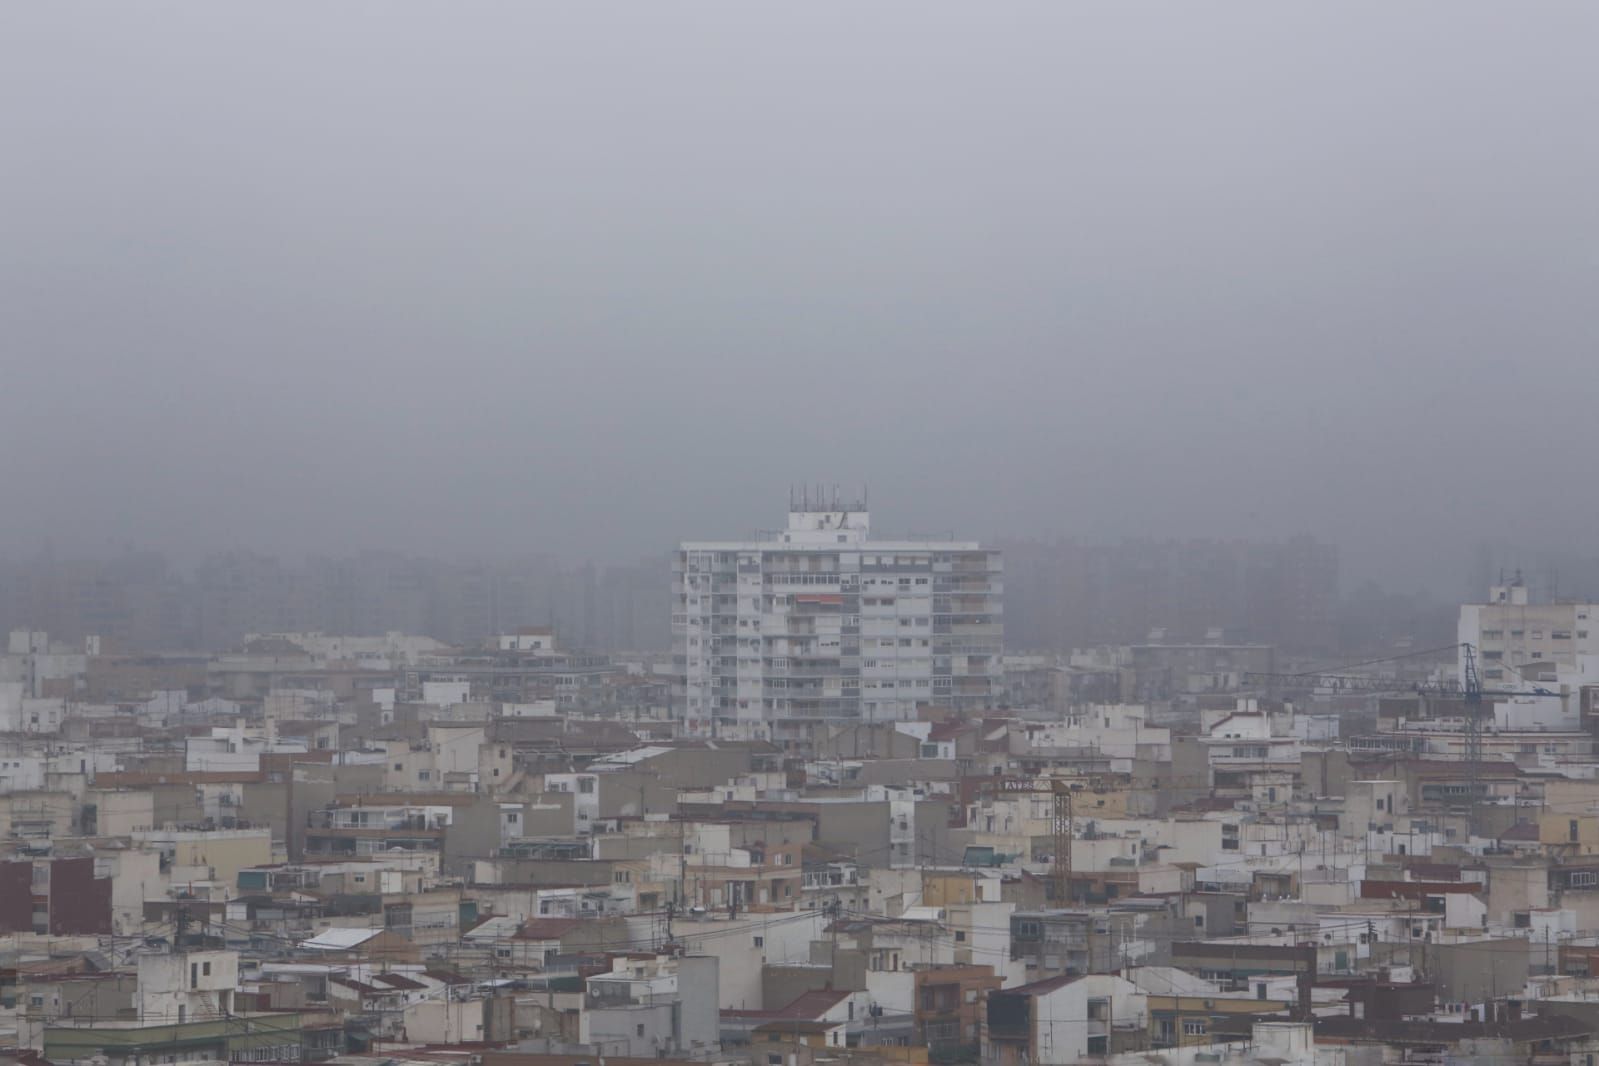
top-left (1000, 535), bottom-right (1338, 654)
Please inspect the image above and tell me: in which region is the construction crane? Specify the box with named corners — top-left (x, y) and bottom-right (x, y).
top-left (1243, 642), bottom-right (1564, 835)
top-left (977, 777), bottom-right (1080, 904)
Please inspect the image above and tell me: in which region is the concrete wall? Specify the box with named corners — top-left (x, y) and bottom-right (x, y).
top-left (240, 779), bottom-right (289, 842)
top-left (406, 998), bottom-right (487, 1044)
top-left (147, 783), bottom-right (205, 828)
top-left (814, 803), bottom-right (889, 864)
top-left (442, 797), bottom-right (507, 876)
top-left (1168, 737), bottom-right (1211, 807)
top-left (105, 849), bottom-right (164, 935)
top-left (596, 771), bottom-right (681, 820)
top-left (87, 788), bottom-right (156, 836)
top-left (677, 955), bottom-right (720, 1053)
top-left (674, 911), bottom-right (830, 1010)
top-left (645, 747), bottom-right (753, 790)
top-left (138, 830), bottom-right (272, 886)
top-left (1430, 938), bottom-right (1529, 1003)
top-left (1484, 862), bottom-right (1551, 925)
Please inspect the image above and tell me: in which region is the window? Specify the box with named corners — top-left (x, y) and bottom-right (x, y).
top-left (202, 961), bottom-right (211, 977)
top-left (754, 936), bottom-right (764, 947)
top-left (579, 778), bottom-right (595, 794)
top-left (1183, 1020), bottom-right (1208, 1036)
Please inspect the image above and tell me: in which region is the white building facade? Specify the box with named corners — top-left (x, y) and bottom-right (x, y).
top-left (674, 501), bottom-right (1002, 740)
top-left (1459, 580), bottom-right (1599, 685)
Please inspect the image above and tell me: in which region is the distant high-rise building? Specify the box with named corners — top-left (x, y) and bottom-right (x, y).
top-left (673, 498), bottom-right (1003, 742)
top-left (1000, 535), bottom-right (1339, 654)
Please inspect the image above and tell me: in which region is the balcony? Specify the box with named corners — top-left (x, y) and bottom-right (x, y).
top-left (765, 663), bottom-right (846, 677)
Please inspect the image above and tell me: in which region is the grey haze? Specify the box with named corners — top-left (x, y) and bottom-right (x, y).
top-left (2, 2), bottom-right (1597, 593)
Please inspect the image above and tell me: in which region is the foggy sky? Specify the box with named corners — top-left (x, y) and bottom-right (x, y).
top-left (3, 2), bottom-right (1597, 592)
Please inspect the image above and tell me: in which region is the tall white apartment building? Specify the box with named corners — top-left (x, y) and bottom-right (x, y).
top-left (673, 500), bottom-right (1002, 741)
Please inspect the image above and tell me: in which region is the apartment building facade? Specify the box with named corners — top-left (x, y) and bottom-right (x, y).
top-left (1459, 579), bottom-right (1599, 685)
top-left (674, 502), bottom-right (1001, 740)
